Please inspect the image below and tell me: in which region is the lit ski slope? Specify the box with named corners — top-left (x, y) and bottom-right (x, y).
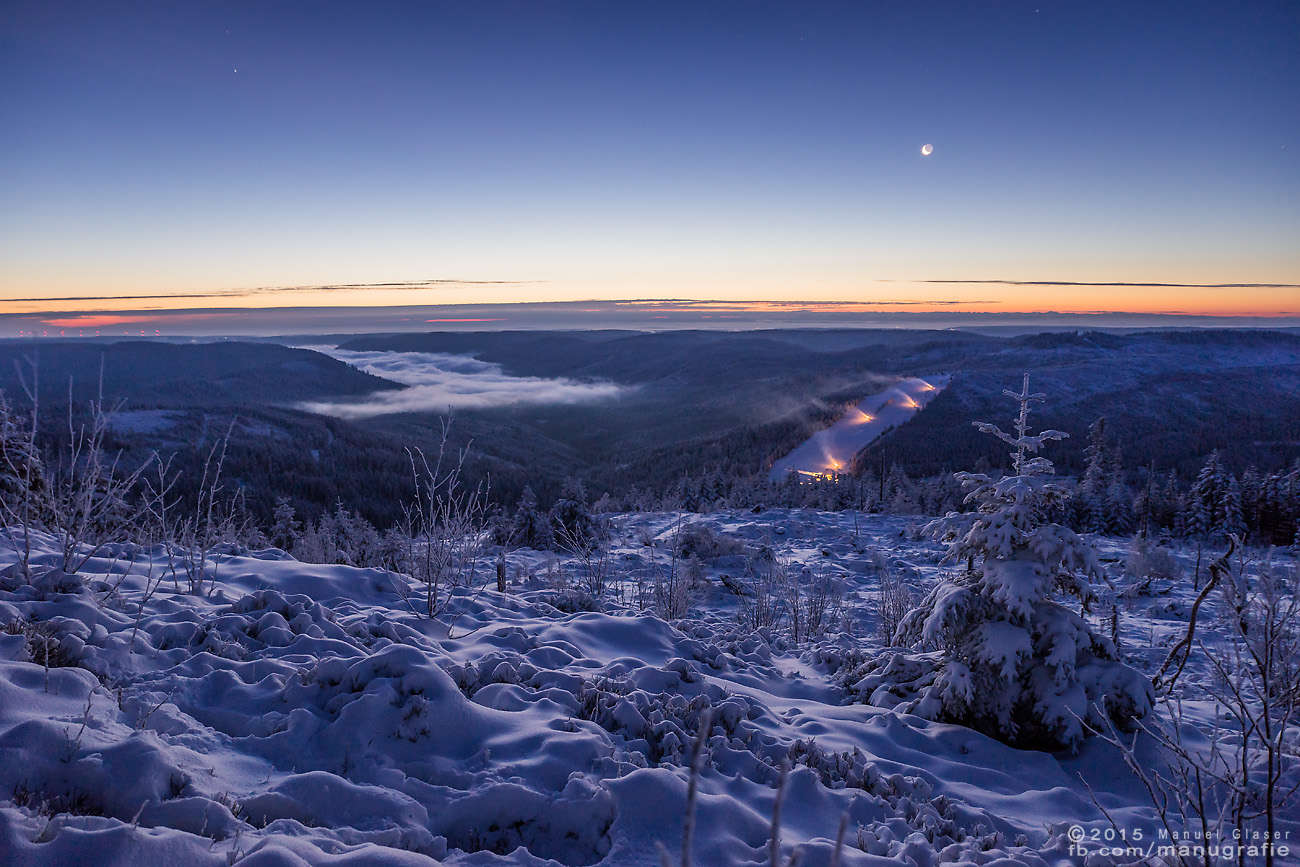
top-left (769, 376), bottom-right (950, 481)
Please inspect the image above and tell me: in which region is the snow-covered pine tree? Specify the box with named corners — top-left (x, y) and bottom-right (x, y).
top-left (269, 496), bottom-right (302, 550)
top-left (885, 375), bottom-right (1153, 751)
top-left (1134, 465), bottom-right (1158, 539)
top-left (884, 463), bottom-right (908, 500)
top-left (296, 501), bottom-right (382, 567)
top-left (1078, 417), bottom-right (1111, 532)
top-left (1240, 466), bottom-right (1263, 539)
top-left (1104, 475), bottom-right (1135, 536)
top-left (550, 478), bottom-right (604, 553)
top-left (1162, 469), bottom-right (1186, 536)
top-left (1282, 460), bottom-right (1300, 550)
top-left (1222, 474), bottom-right (1245, 542)
top-left (508, 485), bottom-right (554, 551)
top-left (1254, 470), bottom-right (1284, 544)
top-left (1186, 451), bottom-right (1227, 540)
top-left (701, 470), bottom-right (728, 510)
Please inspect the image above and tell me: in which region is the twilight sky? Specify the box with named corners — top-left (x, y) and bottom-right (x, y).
top-left (2, 1), bottom-right (1298, 335)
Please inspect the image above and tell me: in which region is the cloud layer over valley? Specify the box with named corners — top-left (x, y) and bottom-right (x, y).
top-left (298, 348), bottom-right (627, 418)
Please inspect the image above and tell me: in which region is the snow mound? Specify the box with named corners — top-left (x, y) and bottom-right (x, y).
top-left (2, 517), bottom-right (1292, 865)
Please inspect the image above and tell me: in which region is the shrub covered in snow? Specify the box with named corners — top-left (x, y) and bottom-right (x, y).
top-left (675, 523), bottom-right (748, 560)
top-left (293, 501), bottom-right (384, 567)
top-left (1123, 536), bottom-right (1182, 591)
top-left (0, 393), bottom-right (48, 521)
top-left (549, 479), bottom-right (606, 553)
top-left (867, 375), bottom-right (1154, 751)
top-left (504, 485), bottom-right (554, 551)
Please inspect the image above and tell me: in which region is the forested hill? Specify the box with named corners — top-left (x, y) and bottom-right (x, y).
top-left (0, 341), bottom-right (416, 529)
top-left (339, 328), bottom-right (997, 386)
top-left (2, 329), bottom-right (1297, 528)
top-left (860, 329), bottom-right (1300, 478)
top-left (0, 341), bottom-right (400, 408)
top-left (340, 327), bottom-right (1300, 481)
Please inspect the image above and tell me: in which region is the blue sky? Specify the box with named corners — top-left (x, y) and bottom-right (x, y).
top-left (2, 1), bottom-right (1297, 334)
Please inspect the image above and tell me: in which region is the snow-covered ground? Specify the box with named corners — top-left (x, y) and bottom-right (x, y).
top-left (1, 512), bottom-right (1296, 866)
top-left (769, 378), bottom-right (950, 481)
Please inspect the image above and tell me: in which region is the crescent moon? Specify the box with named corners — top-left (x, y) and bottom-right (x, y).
top-left (921, 143), bottom-right (934, 156)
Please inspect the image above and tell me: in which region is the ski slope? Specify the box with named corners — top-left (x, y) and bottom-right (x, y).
top-left (769, 376), bottom-right (950, 481)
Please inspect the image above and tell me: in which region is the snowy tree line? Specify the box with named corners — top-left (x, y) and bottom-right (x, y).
top-left (1057, 416), bottom-right (1300, 547)
top-left (637, 415), bottom-right (1300, 550)
top-left (577, 466), bottom-right (965, 517)
top-left (7, 375), bottom-right (1298, 592)
top-left (588, 438), bottom-right (1300, 551)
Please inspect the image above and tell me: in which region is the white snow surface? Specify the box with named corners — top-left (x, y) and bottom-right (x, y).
top-left (1, 512), bottom-right (1295, 866)
top-left (769, 378), bottom-right (950, 481)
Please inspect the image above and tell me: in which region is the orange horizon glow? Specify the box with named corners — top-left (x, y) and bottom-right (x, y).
top-left (14, 301), bottom-right (1300, 322)
top-left (11, 301), bottom-right (1300, 319)
top-left (38, 314), bottom-right (188, 328)
top-left (2, 283), bottom-right (1300, 321)
top-left (4, 278), bottom-right (1300, 321)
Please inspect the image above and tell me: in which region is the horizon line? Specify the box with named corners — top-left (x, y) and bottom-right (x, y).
top-left (6, 301), bottom-right (1300, 320)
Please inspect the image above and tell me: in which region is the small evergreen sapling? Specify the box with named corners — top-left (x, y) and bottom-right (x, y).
top-left (550, 478), bottom-right (604, 553)
top-left (268, 496), bottom-right (302, 551)
top-left (891, 375), bottom-right (1153, 751)
top-left (507, 485), bottom-right (554, 551)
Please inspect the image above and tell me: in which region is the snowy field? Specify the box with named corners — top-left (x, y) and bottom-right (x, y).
top-left (769, 378), bottom-right (950, 481)
top-left (1, 511), bottom-right (1297, 866)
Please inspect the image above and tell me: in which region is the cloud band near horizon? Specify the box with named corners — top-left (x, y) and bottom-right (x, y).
top-left (5, 279), bottom-right (549, 305)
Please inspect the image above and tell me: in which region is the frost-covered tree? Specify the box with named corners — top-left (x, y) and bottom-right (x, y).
top-left (1185, 451), bottom-right (1242, 543)
top-left (882, 464), bottom-right (917, 514)
top-left (1103, 476), bottom-right (1135, 536)
top-left (887, 375), bottom-right (1153, 751)
top-left (268, 496), bottom-right (302, 550)
top-left (549, 478), bottom-right (603, 553)
top-left (508, 485), bottom-right (553, 551)
top-left (1186, 451), bottom-right (1222, 538)
top-left (1077, 416), bottom-right (1112, 532)
top-left (0, 391), bottom-right (48, 518)
top-left (1134, 466), bottom-right (1158, 539)
top-left (1240, 466), bottom-right (1263, 538)
top-left (1222, 474), bottom-right (1245, 542)
top-left (1071, 416), bottom-right (1133, 535)
top-left (296, 501), bottom-right (383, 567)
top-left (0, 391), bottom-right (51, 580)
